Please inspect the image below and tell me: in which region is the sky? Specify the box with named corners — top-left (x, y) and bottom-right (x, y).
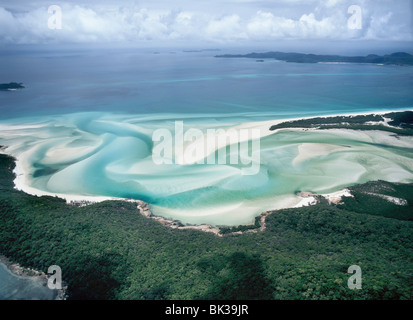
top-left (0, 0), bottom-right (412, 49)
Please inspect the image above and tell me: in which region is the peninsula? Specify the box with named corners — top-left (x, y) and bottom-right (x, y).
top-left (215, 52), bottom-right (413, 66)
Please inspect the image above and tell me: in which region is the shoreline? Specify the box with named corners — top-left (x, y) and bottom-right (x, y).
top-left (0, 109), bottom-right (411, 232)
top-left (135, 188), bottom-right (352, 237)
top-left (0, 254), bottom-right (67, 300)
top-left (0, 107), bottom-right (411, 126)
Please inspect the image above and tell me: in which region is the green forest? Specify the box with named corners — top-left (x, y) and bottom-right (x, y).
top-left (269, 111), bottom-right (413, 135)
top-left (0, 154), bottom-right (412, 300)
top-left (215, 51), bottom-right (413, 66)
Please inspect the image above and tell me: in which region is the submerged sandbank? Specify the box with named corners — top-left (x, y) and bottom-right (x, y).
top-left (1, 110), bottom-right (412, 226)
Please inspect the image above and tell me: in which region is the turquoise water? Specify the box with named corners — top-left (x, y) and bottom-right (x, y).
top-left (0, 263), bottom-right (57, 300)
top-left (0, 49), bottom-right (413, 226)
top-left (1, 111), bottom-right (413, 226)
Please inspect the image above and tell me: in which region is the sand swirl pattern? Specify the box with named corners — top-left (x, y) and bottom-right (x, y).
top-left (1, 111), bottom-right (413, 226)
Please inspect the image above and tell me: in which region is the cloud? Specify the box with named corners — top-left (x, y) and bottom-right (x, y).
top-left (206, 15), bottom-right (248, 41)
top-left (0, 0), bottom-right (411, 45)
top-left (246, 10), bottom-right (346, 40)
top-left (247, 11), bottom-right (293, 38)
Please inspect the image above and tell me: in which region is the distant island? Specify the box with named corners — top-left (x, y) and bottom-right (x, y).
top-left (270, 111), bottom-right (413, 134)
top-left (0, 82), bottom-right (25, 91)
top-left (215, 51), bottom-right (413, 66)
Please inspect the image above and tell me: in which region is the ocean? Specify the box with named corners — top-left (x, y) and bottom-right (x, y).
top-left (0, 262), bottom-right (57, 300)
top-left (1, 47), bottom-right (412, 119)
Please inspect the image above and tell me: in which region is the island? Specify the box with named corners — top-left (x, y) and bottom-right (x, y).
top-left (215, 51), bottom-right (413, 66)
top-left (269, 111), bottom-right (413, 134)
top-left (0, 82), bottom-right (25, 91)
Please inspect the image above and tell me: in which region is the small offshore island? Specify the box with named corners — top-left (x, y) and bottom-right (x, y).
top-left (215, 51), bottom-right (413, 66)
top-left (0, 82), bottom-right (25, 91)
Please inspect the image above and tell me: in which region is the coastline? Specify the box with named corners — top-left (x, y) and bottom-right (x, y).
top-left (0, 254), bottom-right (67, 300)
top-left (135, 188), bottom-right (353, 237)
top-left (135, 186), bottom-right (353, 236)
top-left (1, 108), bottom-right (411, 233)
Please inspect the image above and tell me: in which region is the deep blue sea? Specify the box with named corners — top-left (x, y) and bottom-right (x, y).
top-left (1, 47), bottom-right (412, 120)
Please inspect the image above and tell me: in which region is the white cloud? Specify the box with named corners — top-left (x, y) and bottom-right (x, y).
top-left (206, 15), bottom-right (248, 41)
top-left (247, 11), bottom-right (292, 38)
top-left (0, 0), bottom-right (411, 44)
top-left (246, 10), bottom-right (344, 40)
top-left (325, 0), bottom-right (345, 8)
